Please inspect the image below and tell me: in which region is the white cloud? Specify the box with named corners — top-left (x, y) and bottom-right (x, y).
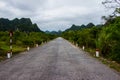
top-left (0, 0), bottom-right (113, 31)
top-left (0, 1), bottom-right (6, 8)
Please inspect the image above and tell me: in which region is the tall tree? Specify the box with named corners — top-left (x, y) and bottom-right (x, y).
top-left (102, 0), bottom-right (120, 15)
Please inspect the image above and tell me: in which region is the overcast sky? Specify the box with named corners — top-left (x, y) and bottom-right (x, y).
top-left (0, 0), bottom-right (113, 31)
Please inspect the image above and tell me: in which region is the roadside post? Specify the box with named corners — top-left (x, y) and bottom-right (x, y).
top-left (82, 46), bottom-right (85, 50)
top-left (76, 44), bottom-right (78, 47)
top-left (96, 49), bottom-right (99, 57)
top-left (9, 31), bottom-right (13, 58)
top-left (7, 51), bottom-right (11, 58)
top-left (36, 44), bottom-right (38, 47)
top-left (27, 46), bottom-right (30, 51)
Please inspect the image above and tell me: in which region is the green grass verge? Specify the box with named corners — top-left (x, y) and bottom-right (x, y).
top-left (98, 57), bottom-right (120, 72)
top-left (85, 48), bottom-right (120, 72)
top-left (0, 44), bottom-right (26, 61)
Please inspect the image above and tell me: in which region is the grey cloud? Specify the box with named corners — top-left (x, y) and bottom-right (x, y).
top-left (0, 0), bottom-right (113, 31)
top-left (6, 0), bottom-right (46, 11)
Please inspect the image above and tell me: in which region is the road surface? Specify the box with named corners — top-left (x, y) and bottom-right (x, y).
top-left (0, 37), bottom-right (120, 80)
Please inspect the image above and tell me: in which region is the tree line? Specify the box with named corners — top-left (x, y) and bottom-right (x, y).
top-left (0, 18), bottom-right (57, 60)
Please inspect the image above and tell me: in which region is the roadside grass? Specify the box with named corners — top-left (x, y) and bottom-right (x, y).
top-left (72, 43), bottom-right (120, 72)
top-left (0, 41), bottom-right (47, 62)
top-left (0, 43), bottom-right (26, 61)
top-left (1, 45), bottom-right (26, 53)
top-left (98, 57), bottom-right (120, 72)
top-left (13, 45), bottom-right (26, 52)
top-left (83, 47), bottom-right (120, 72)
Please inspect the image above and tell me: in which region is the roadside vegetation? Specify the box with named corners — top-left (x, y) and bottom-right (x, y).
top-left (0, 18), bottom-right (57, 61)
top-left (62, 0), bottom-right (120, 71)
top-left (62, 16), bottom-right (120, 71)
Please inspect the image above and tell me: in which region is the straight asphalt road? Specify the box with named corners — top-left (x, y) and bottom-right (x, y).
top-left (0, 37), bottom-right (120, 80)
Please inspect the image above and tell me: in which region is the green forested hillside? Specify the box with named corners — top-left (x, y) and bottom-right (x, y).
top-left (0, 18), bottom-right (41, 32)
top-left (65, 23), bottom-right (95, 31)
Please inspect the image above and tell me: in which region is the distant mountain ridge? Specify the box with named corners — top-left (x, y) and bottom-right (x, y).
top-left (65, 23), bottom-right (95, 31)
top-left (45, 30), bottom-right (62, 35)
top-left (0, 18), bottom-right (41, 32)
